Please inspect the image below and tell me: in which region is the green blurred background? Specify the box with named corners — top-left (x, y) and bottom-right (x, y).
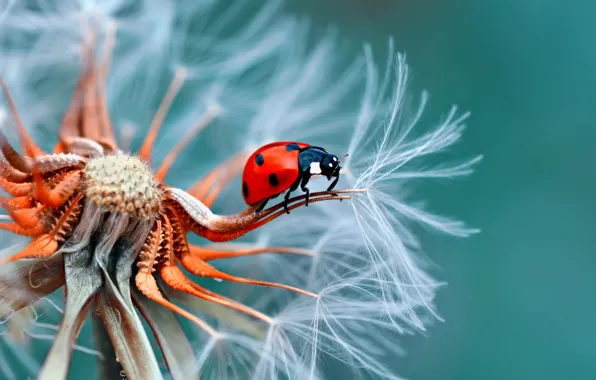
top-left (285, 0), bottom-right (596, 379)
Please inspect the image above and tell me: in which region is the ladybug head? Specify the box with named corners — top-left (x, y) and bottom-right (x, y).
top-left (320, 153), bottom-right (341, 180)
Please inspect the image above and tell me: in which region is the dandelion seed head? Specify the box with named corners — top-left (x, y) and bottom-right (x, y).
top-left (83, 155), bottom-right (161, 218)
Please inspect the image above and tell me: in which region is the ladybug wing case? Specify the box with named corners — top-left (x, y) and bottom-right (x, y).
top-left (241, 142), bottom-right (309, 205)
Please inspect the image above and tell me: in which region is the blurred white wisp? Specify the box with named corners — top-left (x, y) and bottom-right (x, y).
top-left (0, 243), bottom-right (40, 380)
top-left (178, 37), bottom-right (481, 379)
top-left (342, 48), bottom-right (483, 325)
top-left (0, 0), bottom-right (177, 144)
top-left (101, 0), bottom-right (300, 177)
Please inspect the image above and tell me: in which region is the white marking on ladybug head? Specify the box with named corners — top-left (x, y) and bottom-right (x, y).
top-left (328, 163), bottom-right (333, 167)
top-left (309, 161), bottom-right (322, 175)
top-left (333, 156), bottom-right (337, 161)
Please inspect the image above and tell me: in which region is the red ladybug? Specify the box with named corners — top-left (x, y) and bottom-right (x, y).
top-left (242, 142), bottom-right (342, 213)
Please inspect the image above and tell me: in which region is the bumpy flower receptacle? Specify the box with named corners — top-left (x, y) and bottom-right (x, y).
top-left (83, 155), bottom-right (162, 219)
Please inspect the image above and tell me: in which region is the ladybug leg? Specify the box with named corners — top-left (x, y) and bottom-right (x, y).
top-left (327, 174), bottom-right (340, 192)
top-left (300, 176), bottom-right (311, 207)
top-left (283, 192), bottom-right (291, 214)
top-left (254, 197), bottom-right (269, 213)
top-left (283, 179), bottom-right (301, 214)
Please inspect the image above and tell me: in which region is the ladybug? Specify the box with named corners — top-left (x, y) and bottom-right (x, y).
top-left (241, 142), bottom-right (342, 213)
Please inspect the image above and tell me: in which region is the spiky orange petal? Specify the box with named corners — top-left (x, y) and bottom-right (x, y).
top-left (0, 234), bottom-right (58, 264)
top-left (138, 69), bottom-right (188, 162)
top-left (33, 168), bottom-right (81, 208)
top-left (178, 250), bottom-right (317, 298)
top-left (189, 244), bottom-right (313, 261)
top-left (0, 77), bottom-right (45, 157)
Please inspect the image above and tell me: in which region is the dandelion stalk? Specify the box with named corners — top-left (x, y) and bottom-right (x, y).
top-left (91, 309), bottom-right (123, 380)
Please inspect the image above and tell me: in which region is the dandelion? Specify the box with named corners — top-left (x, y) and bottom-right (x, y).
top-left (0, 1), bottom-right (480, 379)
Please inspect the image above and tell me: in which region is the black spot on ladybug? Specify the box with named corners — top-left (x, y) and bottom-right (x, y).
top-left (286, 143), bottom-right (300, 152)
top-left (255, 154), bottom-right (264, 166)
top-left (268, 173), bottom-right (279, 186)
top-left (242, 182), bottom-right (249, 198)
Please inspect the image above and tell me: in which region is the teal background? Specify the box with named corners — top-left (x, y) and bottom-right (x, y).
top-left (286, 0), bottom-right (596, 379)
top-left (3, 1), bottom-right (594, 379)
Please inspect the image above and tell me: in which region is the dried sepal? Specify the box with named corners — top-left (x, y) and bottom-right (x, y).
top-left (96, 282), bottom-right (163, 380)
top-left (0, 253), bottom-right (64, 318)
top-left (38, 248), bottom-right (101, 380)
top-left (132, 285), bottom-right (199, 380)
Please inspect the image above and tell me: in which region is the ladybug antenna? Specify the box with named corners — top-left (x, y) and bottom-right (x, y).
top-left (342, 153), bottom-right (349, 159)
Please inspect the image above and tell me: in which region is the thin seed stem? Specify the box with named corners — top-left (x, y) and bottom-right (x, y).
top-left (138, 68), bottom-right (188, 162)
top-left (155, 105), bottom-right (221, 182)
